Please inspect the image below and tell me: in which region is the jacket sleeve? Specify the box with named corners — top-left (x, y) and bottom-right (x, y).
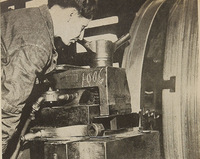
top-left (1, 45), bottom-right (52, 113)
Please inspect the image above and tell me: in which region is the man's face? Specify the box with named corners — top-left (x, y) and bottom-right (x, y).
top-left (51, 6), bottom-right (90, 45)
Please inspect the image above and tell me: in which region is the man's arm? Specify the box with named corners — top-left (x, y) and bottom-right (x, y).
top-left (2, 45), bottom-right (51, 112)
top-left (1, 45), bottom-right (52, 154)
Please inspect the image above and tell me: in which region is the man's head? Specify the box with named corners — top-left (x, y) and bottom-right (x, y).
top-left (48, 0), bottom-right (97, 45)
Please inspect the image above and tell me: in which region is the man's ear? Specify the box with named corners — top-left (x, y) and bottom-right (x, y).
top-left (68, 8), bottom-right (79, 21)
top-left (64, 8), bottom-right (79, 23)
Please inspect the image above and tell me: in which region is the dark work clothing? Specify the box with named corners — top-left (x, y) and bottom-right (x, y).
top-left (1, 5), bottom-right (58, 153)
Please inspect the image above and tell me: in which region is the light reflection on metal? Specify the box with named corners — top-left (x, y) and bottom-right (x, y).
top-left (77, 34), bottom-right (118, 53)
top-left (86, 16), bottom-right (119, 29)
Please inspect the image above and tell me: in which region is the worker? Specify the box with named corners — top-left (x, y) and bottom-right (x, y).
top-left (1, 0), bottom-right (97, 155)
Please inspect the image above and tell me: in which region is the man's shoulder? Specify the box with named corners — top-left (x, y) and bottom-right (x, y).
top-left (2, 7), bottom-right (45, 30)
top-left (1, 6), bottom-right (53, 54)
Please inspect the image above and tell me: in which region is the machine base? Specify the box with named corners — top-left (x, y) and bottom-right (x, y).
top-left (30, 130), bottom-right (160, 159)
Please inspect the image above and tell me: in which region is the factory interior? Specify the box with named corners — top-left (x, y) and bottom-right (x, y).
top-left (1, 0), bottom-right (200, 158)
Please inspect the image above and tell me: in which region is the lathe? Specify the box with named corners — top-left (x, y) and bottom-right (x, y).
top-left (26, 65), bottom-right (160, 159)
top-left (23, 31), bottom-right (161, 157)
top-left (17, 14), bottom-right (162, 159)
top-left (20, 2), bottom-right (162, 158)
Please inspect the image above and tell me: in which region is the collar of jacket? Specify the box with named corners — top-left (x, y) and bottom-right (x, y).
top-left (39, 5), bottom-right (56, 51)
top-left (38, 5), bottom-right (58, 74)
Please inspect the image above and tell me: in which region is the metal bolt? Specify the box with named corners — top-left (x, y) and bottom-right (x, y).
top-left (53, 153), bottom-right (58, 159)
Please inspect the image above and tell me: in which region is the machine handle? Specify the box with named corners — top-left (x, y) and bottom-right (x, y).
top-left (115, 33), bottom-right (130, 51)
top-left (44, 87), bottom-right (78, 102)
top-left (87, 123), bottom-right (105, 137)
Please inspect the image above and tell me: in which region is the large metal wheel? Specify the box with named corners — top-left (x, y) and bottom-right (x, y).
top-left (122, 0), bottom-right (200, 158)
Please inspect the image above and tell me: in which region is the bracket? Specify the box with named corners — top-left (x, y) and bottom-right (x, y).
top-left (162, 76), bottom-right (176, 92)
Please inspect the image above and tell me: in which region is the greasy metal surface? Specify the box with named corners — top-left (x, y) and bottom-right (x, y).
top-left (44, 143), bottom-right (67, 159)
top-left (82, 33), bottom-right (130, 67)
top-left (122, 0), bottom-right (166, 112)
top-left (28, 125), bottom-right (88, 140)
top-left (51, 67), bottom-right (131, 115)
top-left (93, 113), bottom-right (139, 130)
top-left (30, 131), bottom-right (160, 159)
top-left (33, 105), bottom-right (100, 127)
top-left (89, 40), bottom-right (115, 67)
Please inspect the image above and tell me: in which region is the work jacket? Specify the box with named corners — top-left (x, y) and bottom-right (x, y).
top-left (1, 5), bottom-right (58, 113)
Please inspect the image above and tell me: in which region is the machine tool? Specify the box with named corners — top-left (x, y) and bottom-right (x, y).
top-left (30, 65), bottom-right (139, 135)
top-left (25, 64), bottom-right (160, 159)
top-left (16, 31), bottom-right (161, 159)
top-left (23, 48), bottom-right (160, 158)
top-left (22, 4), bottom-right (161, 158)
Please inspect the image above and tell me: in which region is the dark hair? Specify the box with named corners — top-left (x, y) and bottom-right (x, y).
top-left (48, 0), bottom-right (97, 19)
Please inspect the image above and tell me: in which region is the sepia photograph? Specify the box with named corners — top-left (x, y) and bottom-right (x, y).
top-left (1, 0), bottom-right (200, 158)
